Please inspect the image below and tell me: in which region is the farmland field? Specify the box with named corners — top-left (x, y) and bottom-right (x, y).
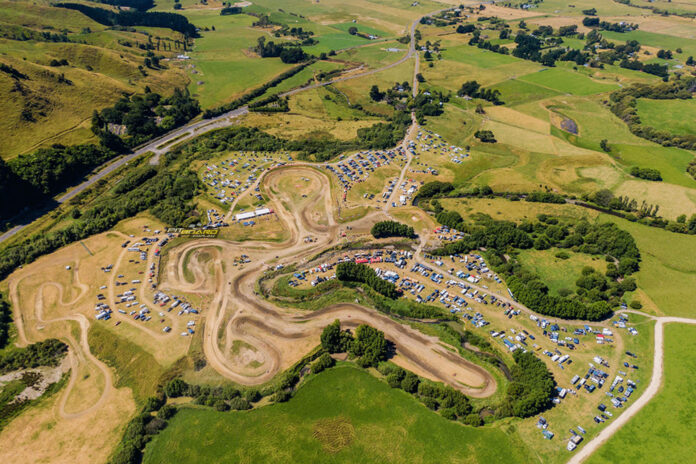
top-left (182, 11), bottom-right (294, 108)
top-left (635, 98), bottom-right (696, 136)
top-left (518, 68), bottom-right (619, 96)
top-left (143, 365), bottom-right (533, 464)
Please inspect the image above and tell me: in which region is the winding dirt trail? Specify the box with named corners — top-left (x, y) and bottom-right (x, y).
top-left (10, 268), bottom-right (116, 421)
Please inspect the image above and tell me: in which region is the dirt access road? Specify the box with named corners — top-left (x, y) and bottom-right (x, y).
top-left (567, 310), bottom-right (696, 464)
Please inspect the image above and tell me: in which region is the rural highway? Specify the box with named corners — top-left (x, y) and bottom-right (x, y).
top-left (568, 311), bottom-right (696, 463)
top-left (0, 7), bottom-right (448, 246)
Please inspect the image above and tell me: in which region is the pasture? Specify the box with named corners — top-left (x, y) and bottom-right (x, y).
top-left (181, 11), bottom-right (294, 108)
top-left (600, 214), bottom-right (696, 318)
top-left (518, 68), bottom-right (619, 96)
top-left (635, 98), bottom-right (696, 136)
top-left (143, 365), bottom-right (533, 464)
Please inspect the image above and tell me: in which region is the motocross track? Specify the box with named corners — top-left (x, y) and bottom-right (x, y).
top-left (160, 163), bottom-right (497, 397)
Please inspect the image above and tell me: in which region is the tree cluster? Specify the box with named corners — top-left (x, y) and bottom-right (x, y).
top-left (0, 293), bottom-right (11, 349)
top-left (0, 339), bottom-right (68, 374)
top-left (336, 262), bottom-right (400, 298)
top-left (415, 181), bottom-right (454, 201)
top-left (474, 130), bottom-right (496, 143)
top-left (253, 37), bottom-right (308, 63)
top-left (501, 351), bottom-right (555, 417)
top-left (1, 144), bottom-right (114, 221)
top-left (457, 80), bottom-right (502, 104)
top-left (92, 88), bottom-right (200, 149)
top-left (525, 191), bottom-right (565, 204)
top-left (320, 321), bottom-right (389, 368)
top-left (629, 166), bottom-right (662, 181)
top-left (371, 220), bottom-right (416, 239)
top-left (56, 3), bottom-right (198, 37)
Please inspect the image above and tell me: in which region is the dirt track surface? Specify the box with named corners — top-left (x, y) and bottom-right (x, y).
top-left (160, 160), bottom-right (497, 397)
top-left (9, 269), bottom-right (115, 421)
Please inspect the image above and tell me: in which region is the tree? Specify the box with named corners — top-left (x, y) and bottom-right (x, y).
top-left (474, 130), bottom-right (496, 143)
top-left (456, 24), bottom-right (475, 34)
top-left (320, 319), bottom-right (353, 353)
top-left (400, 372), bottom-right (420, 393)
top-left (600, 139), bottom-right (610, 152)
top-left (369, 85), bottom-right (385, 102)
top-left (312, 352), bottom-right (335, 373)
top-left (348, 26), bottom-right (358, 35)
top-left (416, 73), bottom-right (425, 83)
top-left (164, 378), bottom-right (188, 397)
top-left (350, 324), bottom-right (388, 367)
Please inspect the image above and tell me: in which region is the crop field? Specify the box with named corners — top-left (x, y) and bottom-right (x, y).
top-left (588, 323), bottom-right (696, 464)
top-left (635, 98), bottom-right (696, 136)
top-left (143, 365), bottom-right (533, 464)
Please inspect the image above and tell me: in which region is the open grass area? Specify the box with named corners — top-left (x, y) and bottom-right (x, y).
top-left (182, 11), bottom-right (294, 108)
top-left (598, 214), bottom-right (696, 318)
top-left (143, 365), bottom-right (533, 464)
top-left (518, 68), bottom-right (619, 96)
top-left (635, 98), bottom-right (696, 136)
top-left (588, 323), bottom-right (696, 464)
top-left (517, 249), bottom-right (607, 296)
top-left (88, 323), bottom-right (164, 405)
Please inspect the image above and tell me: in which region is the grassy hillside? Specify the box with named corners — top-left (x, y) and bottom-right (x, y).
top-left (0, 0), bottom-right (189, 159)
top-left (143, 365), bottom-right (533, 463)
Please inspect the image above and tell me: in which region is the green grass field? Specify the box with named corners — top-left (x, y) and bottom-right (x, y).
top-left (597, 214), bottom-right (696, 317)
top-left (518, 68), bottom-right (619, 96)
top-left (588, 323), bottom-right (696, 464)
top-left (143, 365), bottom-right (533, 464)
top-left (517, 249), bottom-right (607, 296)
top-left (601, 30), bottom-right (696, 60)
top-left (182, 11), bottom-right (294, 108)
top-left (635, 98), bottom-right (696, 136)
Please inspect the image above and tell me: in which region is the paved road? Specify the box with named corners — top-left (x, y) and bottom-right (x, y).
top-left (0, 7), bottom-right (449, 246)
top-left (568, 311), bottom-right (696, 463)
